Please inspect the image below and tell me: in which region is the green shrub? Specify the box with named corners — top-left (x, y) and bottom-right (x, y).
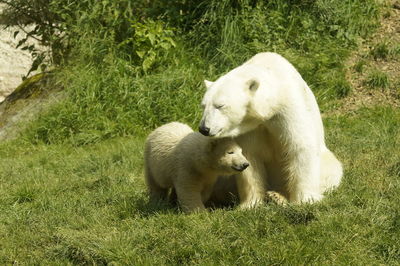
top-left (120, 19), bottom-right (176, 72)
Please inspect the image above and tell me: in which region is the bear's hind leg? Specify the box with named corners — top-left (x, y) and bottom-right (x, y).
top-left (287, 152), bottom-right (323, 203)
top-left (265, 191), bottom-right (288, 205)
top-left (320, 148), bottom-right (343, 192)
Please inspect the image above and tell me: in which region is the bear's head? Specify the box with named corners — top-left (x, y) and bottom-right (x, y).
top-left (199, 65), bottom-right (279, 138)
top-left (208, 138), bottom-right (249, 174)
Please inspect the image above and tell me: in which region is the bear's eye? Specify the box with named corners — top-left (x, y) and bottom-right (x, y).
top-left (227, 151), bottom-right (234, 154)
top-left (214, 104), bottom-right (225, 109)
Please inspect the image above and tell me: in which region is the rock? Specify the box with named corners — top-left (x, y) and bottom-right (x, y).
top-left (0, 73), bottom-right (64, 141)
top-left (0, 5), bottom-right (43, 102)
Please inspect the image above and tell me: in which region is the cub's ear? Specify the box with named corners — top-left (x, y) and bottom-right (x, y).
top-left (204, 80), bottom-right (214, 89)
top-left (247, 79), bottom-right (259, 92)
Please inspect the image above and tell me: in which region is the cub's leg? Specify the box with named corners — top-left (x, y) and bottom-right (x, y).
top-left (236, 161), bottom-right (266, 209)
top-left (174, 175), bottom-right (206, 213)
top-left (201, 179), bottom-right (219, 204)
top-left (145, 166), bottom-right (169, 202)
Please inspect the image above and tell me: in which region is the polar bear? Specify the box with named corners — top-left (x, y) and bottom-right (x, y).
top-left (199, 52), bottom-right (343, 208)
top-left (144, 122), bottom-right (249, 213)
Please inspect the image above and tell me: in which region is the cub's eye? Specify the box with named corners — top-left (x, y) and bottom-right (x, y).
top-left (227, 151), bottom-right (234, 154)
top-left (200, 103), bottom-right (205, 109)
top-left (214, 104), bottom-right (225, 109)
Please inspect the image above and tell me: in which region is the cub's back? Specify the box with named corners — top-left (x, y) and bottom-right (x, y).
top-left (145, 122), bottom-right (193, 185)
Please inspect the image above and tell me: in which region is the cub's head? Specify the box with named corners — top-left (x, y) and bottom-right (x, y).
top-left (199, 65), bottom-right (276, 138)
top-left (208, 138), bottom-right (249, 175)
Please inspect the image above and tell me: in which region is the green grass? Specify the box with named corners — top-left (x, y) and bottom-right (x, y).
top-left (353, 59), bottom-right (367, 73)
top-left (370, 41), bottom-right (391, 60)
top-left (15, 0), bottom-right (382, 145)
top-left (365, 69), bottom-right (390, 89)
top-left (1, 106), bottom-right (399, 264)
top-left (1, 1), bottom-right (397, 264)
top-left (370, 40), bottom-right (400, 60)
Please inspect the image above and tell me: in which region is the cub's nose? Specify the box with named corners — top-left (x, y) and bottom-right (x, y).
top-left (199, 125), bottom-right (210, 136)
top-left (232, 162), bottom-right (250, 172)
top-left (241, 162), bottom-right (249, 170)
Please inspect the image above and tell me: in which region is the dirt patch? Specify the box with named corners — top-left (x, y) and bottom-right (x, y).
top-left (326, 0), bottom-right (400, 115)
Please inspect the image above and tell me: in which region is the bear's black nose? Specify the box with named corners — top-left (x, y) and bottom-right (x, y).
top-left (199, 125), bottom-right (210, 136)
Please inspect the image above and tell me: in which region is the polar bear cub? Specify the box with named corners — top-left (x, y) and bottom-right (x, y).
top-left (144, 122), bottom-right (249, 213)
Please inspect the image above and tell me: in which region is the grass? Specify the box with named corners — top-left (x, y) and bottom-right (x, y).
top-left (1, 106), bottom-right (399, 264)
top-left (1, 0), bottom-right (398, 264)
top-left (370, 40), bottom-right (400, 60)
top-left (370, 41), bottom-right (391, 60)
top-left (365, 69), bottom-right (391, 89)
top-left (15, 0), bottom-right (382, 145)
top-left (353, 59), bottom-right (367, 73)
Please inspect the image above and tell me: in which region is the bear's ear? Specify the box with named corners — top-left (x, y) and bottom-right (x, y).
top-left (247, 79), bottom-right (259, 92)
top-left (204, 80), bottom-right (214, 89)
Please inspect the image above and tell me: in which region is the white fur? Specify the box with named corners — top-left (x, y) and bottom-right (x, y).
top-left (200, 52), bottom-right (343, 207)
top-left (144, 122), bottom-right (249, 213)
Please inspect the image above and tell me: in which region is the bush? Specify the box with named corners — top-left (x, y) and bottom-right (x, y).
top-left (0, 0), bottom-right (71, 73)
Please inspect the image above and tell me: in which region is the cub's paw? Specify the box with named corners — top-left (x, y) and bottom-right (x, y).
top-left (238, 198), bottom-right (263, 210)
top-left (265, 191), bottom-right (288, 206)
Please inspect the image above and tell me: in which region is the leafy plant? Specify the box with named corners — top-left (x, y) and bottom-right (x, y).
top-left (120, 19), bottom-right (176, 72)
top-left (0, 0), bottom-right (69, 75)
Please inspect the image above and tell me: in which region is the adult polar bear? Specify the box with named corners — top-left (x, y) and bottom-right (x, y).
top-left (199, 52), bottom-right (342, 208)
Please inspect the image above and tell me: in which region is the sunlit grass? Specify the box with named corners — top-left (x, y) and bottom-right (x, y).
top-left (1, 106), bottom-right (399, 264)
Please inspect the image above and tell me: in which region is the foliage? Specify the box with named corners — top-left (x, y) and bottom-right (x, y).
top-left (0, 0), bottom-right (67, 74)
top-left (121, 19), bottom-right (177, 72)
top-left (0, 0), bottom-right (172, 74)
top-left (1, 0), bottom-right (383, 144)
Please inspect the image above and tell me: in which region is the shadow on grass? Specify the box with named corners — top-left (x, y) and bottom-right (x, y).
top-left (116, 196), bottom-right (179, 219)
top-left (116, 192), bottom-right (241, 219)
top-left (277, 204), bottom-right (318, 225)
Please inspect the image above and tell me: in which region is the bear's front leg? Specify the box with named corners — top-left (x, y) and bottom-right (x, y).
top-left (287, 151), bottom-right (323, 203)
top-left (174, 177), bottom-right (206, 213)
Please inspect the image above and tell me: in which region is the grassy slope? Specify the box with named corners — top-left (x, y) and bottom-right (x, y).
top-left (1, 0), bottom-right (399, 264)
top-left (1, 106), bottom-right (399, 264)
